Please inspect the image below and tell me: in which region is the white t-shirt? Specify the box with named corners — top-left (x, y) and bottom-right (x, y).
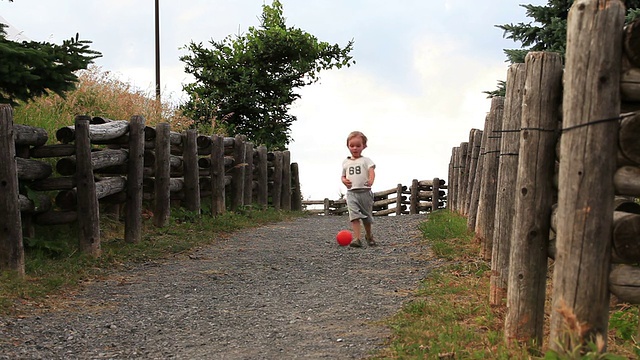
top-left (342, 156), bottom-right (375, 190)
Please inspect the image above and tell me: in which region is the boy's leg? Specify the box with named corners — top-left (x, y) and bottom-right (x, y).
top-left (364, 221), bottom-right (377, 246)
top-left (350, 219), bottom-right (362, 247)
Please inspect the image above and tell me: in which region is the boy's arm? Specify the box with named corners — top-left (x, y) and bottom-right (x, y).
top-left (366, 166), bottom-right (375, 187)
top-left (341, 168), bottom-right (352, 189)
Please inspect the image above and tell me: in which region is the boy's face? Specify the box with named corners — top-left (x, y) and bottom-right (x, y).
top-left (347, 136), bottom-right (366, 158)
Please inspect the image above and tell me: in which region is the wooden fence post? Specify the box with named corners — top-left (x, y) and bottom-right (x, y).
top-left (243, 142), bottom-right (253, 206)
top-left (183, 129), bottom-right (200, 213)
top-left (476, 96), bottom-right (504, 260)
top-left (467, 128), bottom-right (485, 231)
top-left (281, 150), bottom-right (291, 211)
top-left (550, 0), bottom-right (624, 350)
top-left (505, 51), bottom-right (562, 345)
top-left (447, 148), bottom-right (454, 210)
top-left (154, 123), bottom-right (171, 227)
top-left (291, 162), bottom-right (302, 211)
top-left (464, 129), bottom-right (482, 215)
top-left (231, 134), bottom-right (246, 211)
top-left (272, 151), bottom-right (283, 210)
top-left (396, 184), bottom-right (403, 215)
top-left (449, 147), bottom-right (459, 212)
top-left (323, 198), bottom-right (330, 216)
top-left (458, 140), bottom-right (470, 214)
top-left (0, 105), bottom-right (24, 275)
top-left (125, 115), bottom-right (145, 243)
top-left (490, 63), bottom-right (526, 306)
top-left (256, 145), bottom-right (268, 209)
top-left (410, 179), bottom-right (419, 214)
top-left (432, 177), bottom-right (440, 212)
top-left (210, 134), bottom-right (225, 216)
top-left (75, 115), bottom-right (101, 256)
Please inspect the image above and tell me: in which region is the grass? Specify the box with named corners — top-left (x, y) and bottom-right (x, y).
top-left (373, 209), bottom-right (640, 360)
top-left (12, 65), bottom-right (196, 137)
top-left (0, 206), bottom-right (305, 315)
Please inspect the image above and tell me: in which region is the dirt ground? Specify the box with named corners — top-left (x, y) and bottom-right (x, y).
top-left (0, 214), bottom-right (433, 359)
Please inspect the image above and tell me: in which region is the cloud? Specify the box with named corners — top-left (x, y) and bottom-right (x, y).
top-left (288, 32), bottom-right (510, 201)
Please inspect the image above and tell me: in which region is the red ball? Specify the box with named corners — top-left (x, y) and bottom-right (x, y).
top-left (336, 230), bottom-right (353, 246)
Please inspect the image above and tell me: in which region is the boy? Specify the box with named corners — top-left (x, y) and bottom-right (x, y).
top-left (341, 131), bottom-right (377, 247)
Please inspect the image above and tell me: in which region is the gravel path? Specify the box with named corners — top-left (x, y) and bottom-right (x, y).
top-left (0, 214), bottom-right (433, 359)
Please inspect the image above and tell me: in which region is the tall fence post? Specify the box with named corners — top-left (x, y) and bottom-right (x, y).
top-left (395, 184), bottom-right (403, 215)
top-left (410, 179), bottom-right (419, 214)
top-left (231, 134), bottom-right (246, 211)
top-left (458, 141), bottom-right (469, 214)
top-left (550, 0), bottom-right (624, 350)
top-left (505, 51), bottom-right (562, 345)
top-left (272, 151), bottom-right (283, 210)
top-left (447, 149), bottom-right (453, 210)
top-left (475, 96), bottom-right (505, 261)
top-left (256, 145), bottom-right (268, 209)
top-left (467, 128), bottom-right (485, 231)
top-left (75, 115), bottom-right (101, 256)
top-left (0, 105), bottom-right (24, 275)
top-left (463, 130), bottom-right (481, 215)
top-left (154, 123), bottom-right (171, 227)
top-left (449, 147), bottom-right (459, 212)
top-left (432, 177), bottom-right (440, 212)
top-left (291, 162), bottom-right (302, 211)
top-left (211, 134), bottom-right (225, 216)
top-left (281, 150), bottom-right (291, 211)
top-left (125, 115), bottom-right (145, 243)
top-left (490, 63), bottom-right (526, 306)
top-left (183, 129), bottom-right (200, 213)
top-left (243, 142), bottom-right (254, 206)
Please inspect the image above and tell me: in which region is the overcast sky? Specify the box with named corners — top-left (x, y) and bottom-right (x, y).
top-left (1, 0), bottom-right (546, 201)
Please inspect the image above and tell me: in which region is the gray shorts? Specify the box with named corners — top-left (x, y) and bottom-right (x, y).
top-left (346, 189), bottom-right (374, 223)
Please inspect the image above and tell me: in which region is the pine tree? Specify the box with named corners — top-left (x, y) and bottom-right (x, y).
top-left (486, 0), bottom-right (640, 97)
top-left (0, 24), bottom-right (102, 105)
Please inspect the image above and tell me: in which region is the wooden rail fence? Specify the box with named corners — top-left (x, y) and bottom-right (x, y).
top-left (302, 178), bottom-right (447, 216)
top-left (447, 3), bottom-right (640, 351)
top-left (0, 111), bottom-right (302, 275)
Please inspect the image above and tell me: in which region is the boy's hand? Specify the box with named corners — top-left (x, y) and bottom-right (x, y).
top-left (342, 177), bottom-right (352, 189)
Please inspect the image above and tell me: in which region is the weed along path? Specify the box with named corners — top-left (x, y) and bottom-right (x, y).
top-left (0, 215), bottom-right (431, 359)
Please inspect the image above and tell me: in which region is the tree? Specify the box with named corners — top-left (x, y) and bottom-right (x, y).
top-left (180, 0), bottom-right (354, 150)
top-left (486, 0), bottom-right (640, 97)
top-left (0, 24), bottom-right (102, 105)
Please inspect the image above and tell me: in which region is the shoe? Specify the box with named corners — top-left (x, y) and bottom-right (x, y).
top-left (350, 238), bottom-right (362, 248)
top-left (366, 235), bottom-right (377, 246)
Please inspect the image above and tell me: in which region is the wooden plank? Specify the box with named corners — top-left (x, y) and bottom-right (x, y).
top-left (610, 264), bottom-right (640, 303)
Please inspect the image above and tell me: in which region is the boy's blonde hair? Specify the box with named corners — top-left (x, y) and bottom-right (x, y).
top-left (346, 131), bottom-right (368, 147)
